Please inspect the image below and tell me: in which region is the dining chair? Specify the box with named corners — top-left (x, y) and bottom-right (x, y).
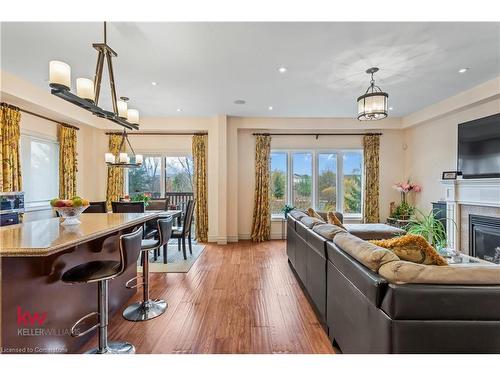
top-left (83, 201), bottom-right (107, 213)
top-left (111, 201), bottom-right (145, 213)
top-left (171, 199), bottom-right (196, 260)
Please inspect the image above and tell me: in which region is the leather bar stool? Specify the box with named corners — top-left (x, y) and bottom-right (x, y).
top-left (123, 217), bottom-right (173, 321)
top-left (62, 227), bottom-right (143, 354)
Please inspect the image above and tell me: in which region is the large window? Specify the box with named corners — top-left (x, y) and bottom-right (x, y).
top-left (21, 135), bottom-right (59, 208)
top-left (127, 155), bottom-right (193, 198)
top-left (128, 156), bottom-right (162, 198)
top-left (270, 149), bottom-right (363, 217)
top-left (270, 152), bottom-right (287, 215)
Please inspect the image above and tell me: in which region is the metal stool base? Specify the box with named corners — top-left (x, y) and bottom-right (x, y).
top-left (85, 341), bottom-right (135, 354)
top-left (122, 299), bottom-right (167, 322)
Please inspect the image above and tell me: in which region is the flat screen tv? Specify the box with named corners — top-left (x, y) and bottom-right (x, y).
top-left (458, 113), bottom-right (500, 179)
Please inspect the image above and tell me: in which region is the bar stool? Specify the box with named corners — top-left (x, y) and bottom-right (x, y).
top-left (61, 227), bottom-right (143, 354)
top-left (123, 217), bottom-right (173, 321)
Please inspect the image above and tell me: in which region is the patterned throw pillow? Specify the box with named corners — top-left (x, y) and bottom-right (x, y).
top-left (327, 211), bottom-right (346, 230)
top-left (306, 207), bottom-right (325, 222)
top-left (370, 234), bottom-right (448, 266)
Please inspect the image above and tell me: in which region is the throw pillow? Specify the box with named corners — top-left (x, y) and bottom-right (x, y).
top-left (306, 207), bottom-right (325, 222)
top-left (370, 234), bottom-right (448, 266)
top-left (327, 211), bottom-right (346, 230)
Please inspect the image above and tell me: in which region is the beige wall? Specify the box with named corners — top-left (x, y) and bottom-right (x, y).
top-left (404, 97), bottom-right (500, 212)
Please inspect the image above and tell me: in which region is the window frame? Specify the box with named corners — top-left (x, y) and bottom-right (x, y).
top-left (20, 133), bottom-right (60, 211)
top-left (271, 148), bottom-right (364, 219)
top-left (269, 151), bottom-right (289, 217)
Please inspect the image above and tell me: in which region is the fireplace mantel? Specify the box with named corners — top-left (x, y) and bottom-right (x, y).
top-left (441, 178), bottom-right (500, 252)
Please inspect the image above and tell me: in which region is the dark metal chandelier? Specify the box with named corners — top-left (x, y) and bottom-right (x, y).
top-left (48, 22), bottom-right (139, 130)
top-left (357, 67), bottom-right (389, 121)
top-left (104, 129), bottom-right (143, 168)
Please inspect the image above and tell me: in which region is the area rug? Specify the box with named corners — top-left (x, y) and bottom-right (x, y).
top-left (137, 241), bottom-right (206, 273)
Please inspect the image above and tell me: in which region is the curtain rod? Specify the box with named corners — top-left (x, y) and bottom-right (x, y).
top-left (105, 131), bottom-right (208, 136)
top-left (252, 132), bottom-right (382, 137)
top-left (1, 102), bottom-right (80, 130)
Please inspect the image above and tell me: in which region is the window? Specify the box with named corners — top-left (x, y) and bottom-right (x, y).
top-left (317, 153), bottom-right (337, 211)
top-left (128, 156), bottom-right (162, 198)
top-left (270, 152), bottom-right (287, 215)
top-left (270, 149), bottom-right (363, 217)
top-left (343, 152), bottom-right (362, 215)
top-left (21, 135), bottom-right (59, 209)
top-left (292, 152), bottom-right (312, 210)
top-left (165, 156), bottom-right (194, 193)
top-left (127, 155), bottom-right (194, 198)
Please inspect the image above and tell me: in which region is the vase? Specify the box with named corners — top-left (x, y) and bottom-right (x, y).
top-left (401, 191), bottom-right (407, 204)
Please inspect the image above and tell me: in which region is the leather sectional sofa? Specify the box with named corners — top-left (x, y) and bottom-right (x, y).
top-left (286, 210), bottom-right (500, 353)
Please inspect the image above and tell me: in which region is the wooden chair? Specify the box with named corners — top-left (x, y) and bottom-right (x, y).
top-left (171, 199), bottom-right (196, 260)
top-left (111, 201), bottom-right (145, 213)
top-left (145, 199), bottom-right (168, 211)
top-left (83, 201), bottom-right (107, 213)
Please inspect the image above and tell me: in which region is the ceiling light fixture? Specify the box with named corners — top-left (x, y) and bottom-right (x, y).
top-left (151, 81), bottom-right (157, 86)
top-left (268, 106), bottom-right (274, 111)
top-left (176, 108), bottom-right (183, 112)
top-left (389, 106), bottom-right (394, 111)
top-left (234, 99), bottom-right (246, 105)
top-left (278, 66), bottom-right (287, 74)
top-left (458, 68), bottom-right (470, 74)
top-left (357, 67), bottom-right (389, 121)
top-left (48, 22), bottom-right (140, 130)
top-left (104, 129), bottom-right (143, 168)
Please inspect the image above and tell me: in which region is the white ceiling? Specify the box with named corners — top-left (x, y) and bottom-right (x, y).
top-left (1, 22), bottom-right (499, 118)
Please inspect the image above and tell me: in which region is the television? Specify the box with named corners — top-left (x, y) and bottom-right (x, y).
top-left (458, 113), bottom-right (500, 179)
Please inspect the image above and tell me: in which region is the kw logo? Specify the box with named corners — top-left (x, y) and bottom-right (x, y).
top-left (16, 306), bottom-right (47, 326)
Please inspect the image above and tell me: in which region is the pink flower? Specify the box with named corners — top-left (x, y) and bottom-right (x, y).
top-left (413, 185), bottom-right (422, 192)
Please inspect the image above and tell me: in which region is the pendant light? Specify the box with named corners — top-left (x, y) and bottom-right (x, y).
top-left (357, 67), bottom-right (389, 121)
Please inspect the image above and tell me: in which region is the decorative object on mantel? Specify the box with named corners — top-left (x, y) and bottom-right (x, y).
top-left (357, 67), bottom-right (389, 121)
top-left (104, 129), bottom-right (143, 168)
top-left (50, 196), bottom-right (90, 226)
top-left (442, 171), bottom-right (458, 180)
top-left (48, 22), bottom-right (140, 130)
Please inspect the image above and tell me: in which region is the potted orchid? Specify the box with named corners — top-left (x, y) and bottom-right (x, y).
top-left (391, 181), bottom-right (422, 220)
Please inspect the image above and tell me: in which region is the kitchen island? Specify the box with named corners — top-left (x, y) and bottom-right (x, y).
top-left (0, 212), bottom-right (158, 354)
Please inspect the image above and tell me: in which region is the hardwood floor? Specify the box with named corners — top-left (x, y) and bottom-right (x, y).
top-left (82, 240), bottom-right (335, 354)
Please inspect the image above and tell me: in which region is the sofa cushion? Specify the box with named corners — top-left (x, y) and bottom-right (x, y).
top-left (378, 260), bottom-right (500, 285)
top-left (344, 223), bottom-right (405, 240)
top-left (371, 234), bottom-right (447, 266)
top-left (313, 223), bottom-right (347, 240)
top-left (289, 210), bottom-right (307, 220)
top-left (300, 215), bottom-right (324, 229)
top-left (333, 232), bottom-right (400, 272)
top-left (327, 211), bottom-right (346, 229)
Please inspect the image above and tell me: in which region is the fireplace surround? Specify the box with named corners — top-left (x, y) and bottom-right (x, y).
top-left (442, 178), bottom-right (500, 255)
top-left (469, 214), bottom-right (500, 264)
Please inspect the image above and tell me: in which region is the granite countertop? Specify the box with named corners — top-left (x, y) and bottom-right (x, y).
top-left (0, 212), bottom-right (159, 257)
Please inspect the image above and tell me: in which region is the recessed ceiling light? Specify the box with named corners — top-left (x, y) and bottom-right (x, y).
top-left (277, 66), bottom-right (287, 74)
top-left (234, 99), bottom-right (246, 105)
top-left (176, 108), bottom-right (183, 112)
top-left (458, 68), bottom-right (470, 74)
top-left (151, 81), bottom-right (157, 86)
top-left (268, 106), bottom-right (274, 111)
top-left (389, 107), bottom-right (393, 110)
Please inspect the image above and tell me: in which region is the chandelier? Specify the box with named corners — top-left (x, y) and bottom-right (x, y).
top-left (48, 22), bottom-right (139, 130)
top-left (104, 129), bottom-right (143, 168)
top-left (357, 67), bottom-right (389, 121)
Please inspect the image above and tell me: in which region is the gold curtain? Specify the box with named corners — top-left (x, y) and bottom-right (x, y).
top-left (192, 134), bottom-right (208, 242)
top-left (251, 135), bottom-right (271, 242)
top-left (363, 134), bottom-right (380, 223)
top-left (106, 134), bottom-right (124, 210)
top-left (58, 125), bottom-right (78, 199)
top-left (0, 105), bottom-right (22, 192)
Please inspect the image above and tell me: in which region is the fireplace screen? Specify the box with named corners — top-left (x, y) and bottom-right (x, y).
top-left (469, 214), bottom-right (500, 264)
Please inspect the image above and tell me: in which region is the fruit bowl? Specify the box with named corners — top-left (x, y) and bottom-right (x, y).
top-left (54, 205), bottom-right (89, 226)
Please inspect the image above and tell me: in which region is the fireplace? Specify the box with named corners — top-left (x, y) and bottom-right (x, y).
top-left (469, 214), bottom-right (500, 264)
